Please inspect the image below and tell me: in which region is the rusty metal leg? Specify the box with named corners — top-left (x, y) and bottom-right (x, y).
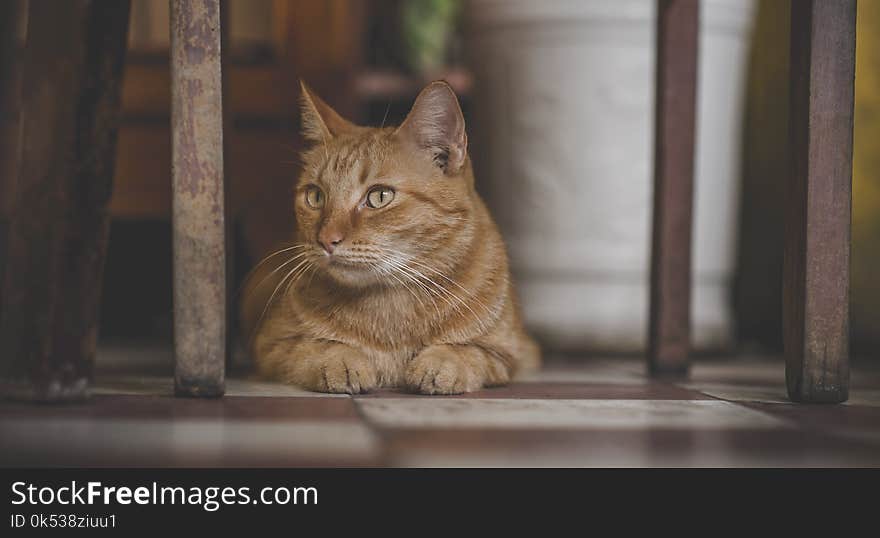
top-left (647, 0), bottom-right (699, 377)
top-left (0, 0), bottom-right (130, 401)
top-left (785, 0), bottom-right (856, 404)
top-left (170, 0), bottom-right (226, 397)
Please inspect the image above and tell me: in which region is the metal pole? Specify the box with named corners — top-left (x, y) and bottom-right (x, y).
top-left (170, 0), bottom-right (226, 397)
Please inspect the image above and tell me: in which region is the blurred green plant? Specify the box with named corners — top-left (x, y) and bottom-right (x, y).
top-left (401, 0), bottom-right (460, 74)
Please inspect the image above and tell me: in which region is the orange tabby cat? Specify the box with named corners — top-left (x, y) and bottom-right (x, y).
top-left (240, 80), bottom-right (539, 394)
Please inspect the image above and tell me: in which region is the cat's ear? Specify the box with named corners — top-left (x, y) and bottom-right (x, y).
top-left (299, 80), bottom-right (355, 142)
top-left (396, 81), bottom-right (467, 175)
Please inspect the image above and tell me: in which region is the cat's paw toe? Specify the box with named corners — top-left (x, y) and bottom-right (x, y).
top-left (315, 354), bottom-right (377, 394)
top-left (406, 347), bottom-right (482, 395)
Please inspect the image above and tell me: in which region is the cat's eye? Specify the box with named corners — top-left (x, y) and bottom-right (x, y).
top-left (366, 186), bottom-right (395, 209)
top-left (305, 186), bottom-right (325, 209)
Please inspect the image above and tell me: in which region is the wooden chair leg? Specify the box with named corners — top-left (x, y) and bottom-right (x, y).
top-left (170, 0), bottom-right (227, 397)
top-left (648, 0), bottom-right (699, 377)
top-left (0, 0), bottom-right (130, 401)
top-left (785, 0), bottom-right (856, 403)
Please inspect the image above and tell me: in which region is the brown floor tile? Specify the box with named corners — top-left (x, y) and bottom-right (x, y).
top-left (680, 382), bottom-right (880, 407)
top-left (0, 395), bottom-right (382, 467)
top-left (0, 420), bottom-right (383, 467)
top-left (356, 398), bottom-right (785, 430)
top-left (358, 382), bottom-right (713, 400)
top-left (0, 394), bottom-right (360, 421)
top-left (743, 402), bottom-right (880, 442)
top-left (381, 428), bottom-right (880, 467)
top-left (684, 357), bottom-right (880, 389)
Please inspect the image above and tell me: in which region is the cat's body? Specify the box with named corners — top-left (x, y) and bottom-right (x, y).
top-left (241, 81), bottom-right (539, 394)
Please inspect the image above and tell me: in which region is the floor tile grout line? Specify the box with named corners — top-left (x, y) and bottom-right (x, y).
top-left (349, 394), bottom-right (399, 466)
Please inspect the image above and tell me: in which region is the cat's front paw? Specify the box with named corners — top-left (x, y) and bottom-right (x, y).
top-left (309, 350), bottom-right (378, 394)
top-left (406, 345), bottom-right (485, 395)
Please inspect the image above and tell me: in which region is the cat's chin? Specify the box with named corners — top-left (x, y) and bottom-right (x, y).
top-left (319, 258), bottom-right (382, 288)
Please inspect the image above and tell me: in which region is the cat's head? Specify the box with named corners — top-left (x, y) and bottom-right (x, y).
top-left (292, 81), bottom-right (475, 288)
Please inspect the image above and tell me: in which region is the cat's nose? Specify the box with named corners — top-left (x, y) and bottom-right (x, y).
top-left (318, 230), bottom-right (344, 254)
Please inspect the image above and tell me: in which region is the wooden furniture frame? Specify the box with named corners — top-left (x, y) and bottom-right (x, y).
top-left (0, 0), bottom-right (858, 404)
top-left (647, 0), bottom-right (856, 403)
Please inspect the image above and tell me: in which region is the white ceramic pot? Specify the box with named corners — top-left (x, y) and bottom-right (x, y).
top-left (465, 0), bottom-right (755, 352)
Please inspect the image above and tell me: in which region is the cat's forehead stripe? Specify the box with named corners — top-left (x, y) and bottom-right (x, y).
top-left (314, 151), bottom-right (334, 179)
top-left (315, 135), bottom-right (380, 185)
top-left (358, 161), bottom-right (370, 184)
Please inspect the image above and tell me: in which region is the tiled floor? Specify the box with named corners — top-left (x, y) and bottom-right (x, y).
top-left (2, 352), bottom-right (879, 467)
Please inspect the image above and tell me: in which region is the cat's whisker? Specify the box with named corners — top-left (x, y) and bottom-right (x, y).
top-left (249, 257), bottom-right (312, 346)
top-left (244, 249), bottom-right (312, 300)
top-left (374, 260), bottom-right (427, 310)
top-left (383, 256), bottom-right (449, 321)
top-left (304, 260), bottom-right (319, 290)
top-left (404, 255), bottom-right (498, 318)
top-left (379, 250), bottom-right (459, 311)
top-left (280, 256), bottom-right (315, 304)
top-left (240, 244), bottom-right (309, 289)
top-left (245, 243), bottom-right (306, 280)
top-left (379, 246), bottom-right (498, 334)
top-left (402, 262), bottom-right (485, 331)
top-left (393, 265), bottom-right (444, 321)
top-left (372, 264), bottom-right (430, 321)
top-left (380, 245), bottom-right (493, 315)
top-left (379, 100), bottom-right (391, 129)
top-left (252, 260), bottom-right (305, 333)
top-left (392, 260), bottom-right (450, 306)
